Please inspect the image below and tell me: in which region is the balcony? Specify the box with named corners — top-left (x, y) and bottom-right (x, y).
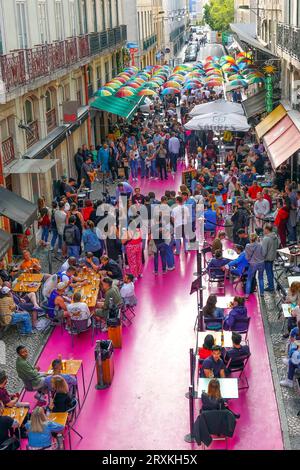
top-left (277, 23), bottom-right (300, 62)
top-left (143, 34), bottom-right (157, 51)
top-left (0, 25), bottom-right (128, 94)
top-left (1, 137), bottom-right (15, 166)
top-left (25, 121), bottom-right (39, 148)
top-left (46, 108), bottom-right (57, 133)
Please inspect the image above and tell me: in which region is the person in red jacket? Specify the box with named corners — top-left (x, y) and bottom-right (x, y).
top-left (38, 208), bottom-right (51, 246)
top-left (248, 181), bottom-right (262, 200)
top-left (263, 188), bottom-right (272, 208)
top-left (198, 334), bottom-right (215, 360)
top-left (274, 199), bottom-right (289, 247)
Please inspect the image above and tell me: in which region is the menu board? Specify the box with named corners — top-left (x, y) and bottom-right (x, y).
top-left (182, 169), bottom-right (197, 190)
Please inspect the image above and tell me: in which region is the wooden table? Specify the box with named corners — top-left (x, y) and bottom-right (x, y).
top-left (198, 331), bottom-right (233, 348)
top-left (3, 407), bottom-right (29, 440)
top-left (197, 378), bottom-right (239, 399)
top-left (278, 246), bottom-right (300, 259)
top-left (282, 303), bottom-right (293, 319)
top-left (12, 281), bottom-right (41, 293)
top-left (216, 296), bottom-right (235, 309)
top-left (47, 412), bottom-right (68, 449)
top-left (223, 249), bottom-right (238, 261)
top-left (47, 359), bottom-right (86, 397)
top-left (288, 276), bottom-right (300, 287)
top-left (74, 272), bottom-right (101, 308)
top-left (18, 273), bottom-right (43, 283)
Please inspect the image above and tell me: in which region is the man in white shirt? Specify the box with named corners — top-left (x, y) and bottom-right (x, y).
top-left (60, 256), bottom-right (78, 272)
top-left (67, 292), bottom-right (91, 326)
top-left (171, 196), bottom-right (190, 255)
top-left (168, 133), bottom-right (180, 174)
top-left (253, 192), bottom-right (270, 228)
top-left (54, 201), bottom-right (67, 254)
top-left (120, 273), bottom-right (137, 306)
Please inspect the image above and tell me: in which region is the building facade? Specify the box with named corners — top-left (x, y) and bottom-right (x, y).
top-left (161, 0), bottom-right (189, 60)
top-left (0, 0), bottom-right (127, 209)
top-left (276, 0), bottom-right (300, 110)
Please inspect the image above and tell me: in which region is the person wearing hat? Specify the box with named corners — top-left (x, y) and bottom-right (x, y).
top-left (46, 282), bottom-right (70, 321)
top-left (0, 286), bottom-right (33, 335)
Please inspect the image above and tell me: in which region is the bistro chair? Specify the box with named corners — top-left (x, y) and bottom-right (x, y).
top-left (66, 398), bottom-right (83, 450)
top-left (226, 353), bottom-right (251, 390)
top-left (208, 268), bottom-right (226, 295)
top-left (41, 302), bottom-right (65, 334)
top-left (231, 317), bottom-right (251, 341)
top-left (203, 317), bottom-right (223, 331)
top-left (69, 318), bottom-right (92, 348)
top-left (0, 313), bottom-right (22, 340)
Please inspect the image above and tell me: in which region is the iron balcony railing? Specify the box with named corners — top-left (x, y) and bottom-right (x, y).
top-left (0, 25), bottom-right (128, 93)
top-left (277, 23), bottom-right (300, 62)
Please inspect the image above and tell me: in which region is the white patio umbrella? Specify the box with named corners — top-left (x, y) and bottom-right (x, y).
top-left (189, 99), bottom-right (244, 117)
top-left (184, 112), bottom-right (250, 132)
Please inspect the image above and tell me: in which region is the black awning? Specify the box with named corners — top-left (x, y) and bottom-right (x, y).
top-left (0, 229), bottom-right (13, 258)
top-left (0, 187), bottom-right (37, 228)
top-left (242, 91), bottom-right (266, 118)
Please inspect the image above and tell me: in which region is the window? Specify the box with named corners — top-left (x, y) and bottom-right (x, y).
top-left (96, 65), bottom-right (102, 89)
top-left (105, 61), bottom-right (110, 82)
top-left (54, 1), bottom-right (64, 40)
top-left (108, 0), bottom-right (113, 29)
top-left (91, 0), bottom-right (97, 32)
top-left (16, 1), bottom-right (28, 49)
top-left (115, 0), bottom-right (119, 26)
top-left (45, 90), bottom-right (52, 112)
top-left (78, 0), bottom-right (88, 34)
top-left (69, 0), bottom-right (77, 36)
top-left (101, 0), bottom-right (106, 30)
top-left (37, 1), bottom-right (49, 44)
top-left (24, 99), bottom-right (33, 124)
top-left (62, 84), bottom-right (70, 101)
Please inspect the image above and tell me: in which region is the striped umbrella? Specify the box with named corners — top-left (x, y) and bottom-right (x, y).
top-left (106, 82), bottom-right (121, 89)
top-left (161, 87), bottom-right (181, 95)
top-left (95, 89), bottom-right (112, 97)
top-left (228, 74), bottom-right (244, 81)
top-left (138, 88), bottom-right (157, 96)
top-left (164, 81), bottom-right (181, 89)
top-left (116, 88), bottom-right (135, 97)
top-left (103, 86), bottom-right (116, 93)
top-left (126, 82), bottom-right (141, 89)
top-left (207, 79), bottom-right (223, 87)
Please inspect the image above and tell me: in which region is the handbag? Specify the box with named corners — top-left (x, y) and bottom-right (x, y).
top-left (148, 239), bottom-right (157, 256)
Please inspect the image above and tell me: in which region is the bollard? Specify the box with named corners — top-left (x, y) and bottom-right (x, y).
top-left (185, 349), bottom-right (195, 398)
top-left (95, 340), bottom-right (110, 390)
top-left (184, 385), bottom-right (196, 443)
top-left (107, 305), bottom-right (122, 349)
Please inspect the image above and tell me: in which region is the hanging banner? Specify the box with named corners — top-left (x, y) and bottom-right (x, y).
top-left (265, 75), bottom-right (273, 114)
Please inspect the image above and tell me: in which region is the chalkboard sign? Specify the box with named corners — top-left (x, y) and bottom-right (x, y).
top-left (182, 169), bottom-right (197, 190)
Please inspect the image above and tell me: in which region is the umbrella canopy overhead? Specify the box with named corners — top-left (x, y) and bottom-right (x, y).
top-left (226, 79), bottom-right (248, 91)
top-left (185, 112), bottom-right (250, 132)
top-left (138, 88), bottom-right (157, 96)
top-left (189, 100), bottom-right (245, 117)
top-left (161, 87), bottom-right (181, 95)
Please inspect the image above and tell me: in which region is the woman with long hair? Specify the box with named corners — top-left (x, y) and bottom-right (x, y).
top-left (198, 334), bottom-right (215, 360)
top-left (203, 295), bottom-right (224, 330)
top-left (26, 406), bottom-right (65, 450)
top-left (122, 214), bottom-right (143, 280)
top-left (201, 378), bottom-right (240, 419)
top-left (50, 376), bottom-right (73, 413)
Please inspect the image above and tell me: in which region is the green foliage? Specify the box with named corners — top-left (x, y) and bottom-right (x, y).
top-left (203, 0), bottom-right (234, 32)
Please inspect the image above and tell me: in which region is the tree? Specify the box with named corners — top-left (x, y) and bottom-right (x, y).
top-left (203, 0), bottom-right (234, 32)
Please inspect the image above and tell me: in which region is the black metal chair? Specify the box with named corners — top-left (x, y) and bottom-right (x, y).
top-left (203, 317), bottom-right (223, 331)
top-left (275, 281), bottom-right (287, 311)
top-left (69, 318), bottom-right (92, 347)
top-left (226, 353), bottom-right (251, 390)
top-left (208, 268), bottom-right (226, 295)
top-left (66, 398), bottom-right (83, 450)
top-left (231, 317), bottom-right (251, 341)
top-left (201, 245), bottom-right (212, 269)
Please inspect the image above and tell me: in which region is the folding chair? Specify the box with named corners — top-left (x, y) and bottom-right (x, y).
top-left (201, 245), bottom-right (212, 269)
top-left (69, 318), bottom-right (92, 348)
top-left (208, 268), bottom-right (226, 295)
top-left (232, 317), bottom-right (251, 341)
top-left (226, 353), bottom-right (251, 390)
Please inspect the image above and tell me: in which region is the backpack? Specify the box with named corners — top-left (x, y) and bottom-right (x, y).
top-left (64, 225), bottom-right (76, 245)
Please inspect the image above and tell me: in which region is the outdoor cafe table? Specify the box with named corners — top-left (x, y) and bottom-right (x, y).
top-left (278, 245), bottom-right (300, 262)
top-left (18, 273), bottom-right (43, 283)
top-left (12, 280), bottom-right (41, 294)
top-left (216, 296), bottom-right (235, 309)
top-left (223, 249), bottom-right (238, 261)
top-left (288, 276), bottom-right (300, 287)
top-left (46, 359), bottom-right (86, 397)
top-left (198, 331), bottom-right (233, 348)
top-left (197, 378), bottom-right (239, 399)
top-left (47, 412), bottom-right (69, 449)
top-left (3, 406), bottom-right (29, 440)
top-left (74, 271), bottom-right (101, 308)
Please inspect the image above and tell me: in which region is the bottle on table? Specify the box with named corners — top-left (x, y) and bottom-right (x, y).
top-left (221, 328), bottom-right (224, 348)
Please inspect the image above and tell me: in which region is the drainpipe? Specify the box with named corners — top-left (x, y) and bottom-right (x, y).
top-left (83, 64), bottom-right (92, 147)
top-left (0, 149), bottom-right (12, 261)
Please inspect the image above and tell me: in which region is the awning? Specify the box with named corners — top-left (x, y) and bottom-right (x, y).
top-left (0, 229), bottom-right (13, 259)
top-left (263, 115), bottom-right (300, 169)
top-left (23, 106), bottom-right (89, 160)
top-left (242, 91), bottom-right (266, 118)
top-left (0, 187), bottom-right (37, 228)
top-left (255, 104), bottom-right (287, 139)
top-left (230, 23), bottom-right (277, 57)
top-left (4, 159), bottom-right (58, 176)
top-left (90, 95), bottom-right (143, 121)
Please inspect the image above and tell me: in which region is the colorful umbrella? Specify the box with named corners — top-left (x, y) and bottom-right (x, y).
top-left (116, 88), bottom-right (135, 97)
top-left (95, 89), bottom-right (112, 97)
top-left (126, 82), bottom-right (141, 89)
top-left (161, 87), bottom-right (180, 95)
top-left (164, 81), bottom-right (181, 89)
top-left (237, 52), bottom-right (252, 58)
top-left (138, 88), bottom-right (157, 96)
top-left (146, 81), bottom-right (160, 89)
top-left (103, 86), bottom-right (116, 93)
top-left (207, 79), bottom-right (223, 87)
top-left (220, 55), bottom-right (236, 64)
top-left (184, 83), bottom-right (202, 90)
top-left (248, 77), bottom-right (265, 85)
top-left (106, 82), bottom-right (121, 89)
top-left (246, 71), bottom-right (265, 79)
top-left (228, 74), bottom-right (244, 81)
top-left (236, 57), bottom-right (251, 64)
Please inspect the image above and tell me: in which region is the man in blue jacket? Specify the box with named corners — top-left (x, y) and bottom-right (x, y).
top-left (204, 204), bottom-right (217, 233)
top-left (227, 245), bottom-right (249, 276)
